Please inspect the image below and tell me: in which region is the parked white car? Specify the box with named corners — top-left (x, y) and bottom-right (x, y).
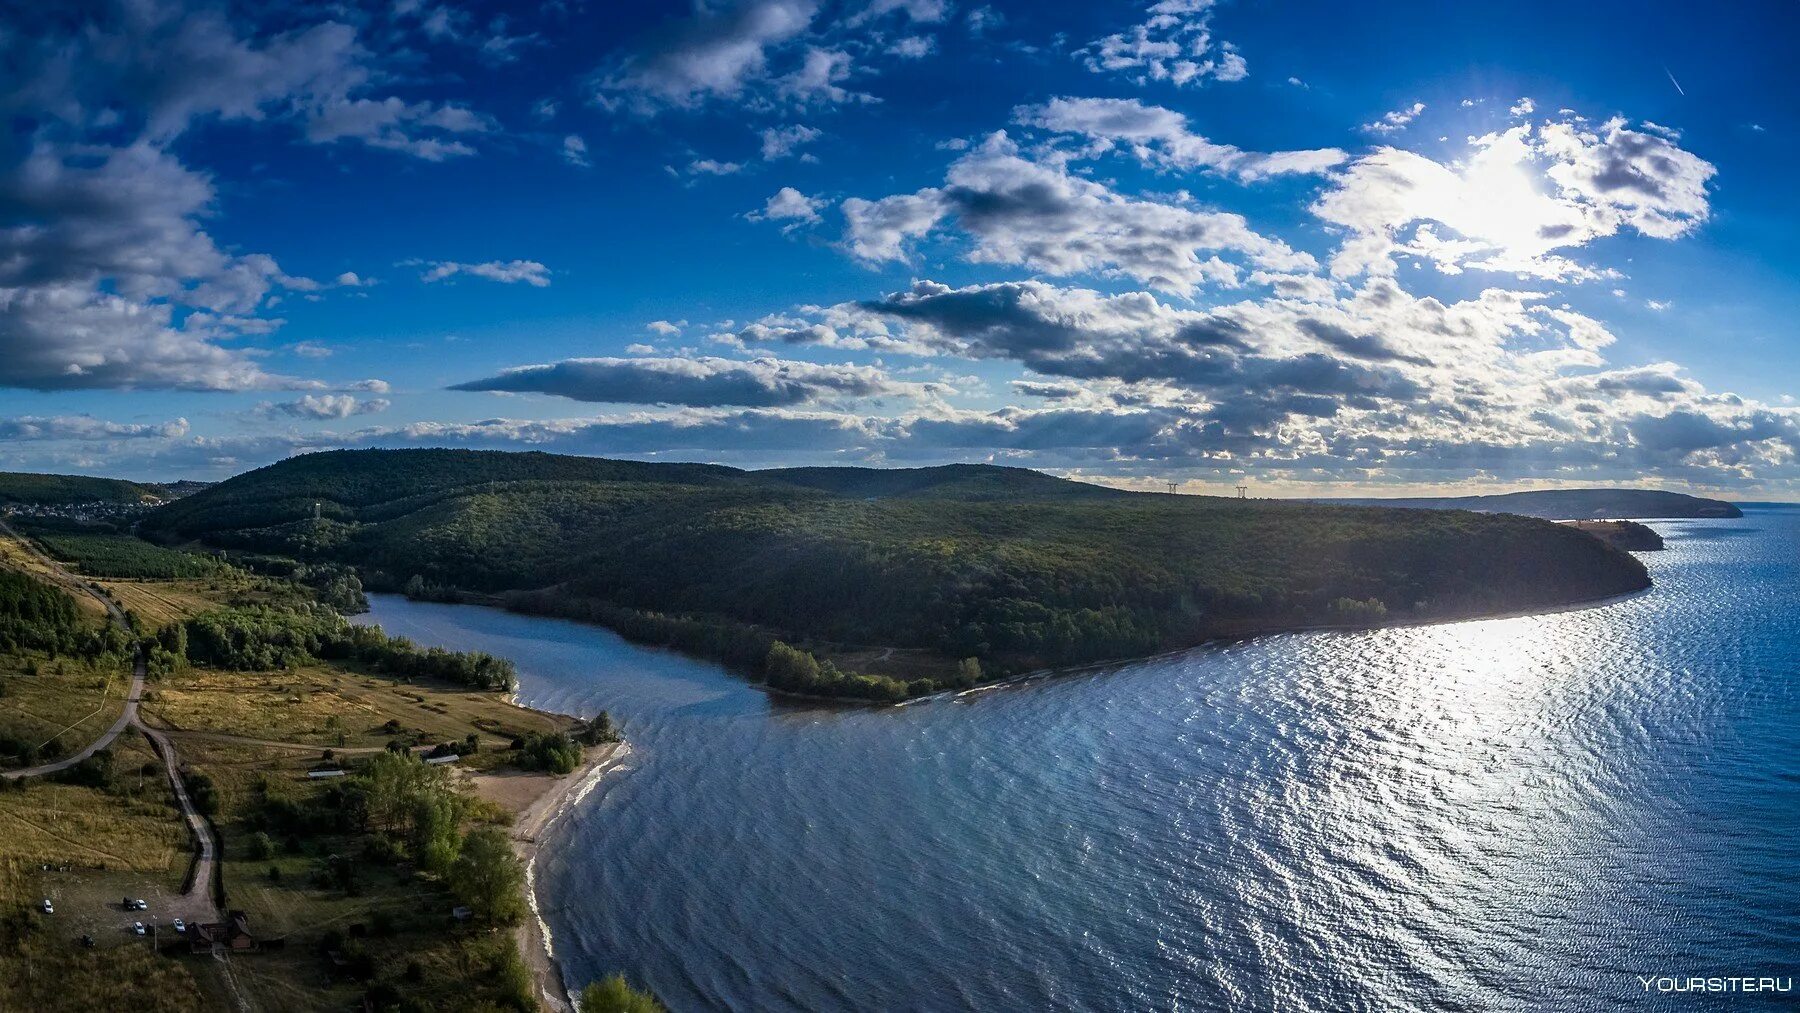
top-left (132, 921), bottom-right (146, 936)
top-left (173, 918), bottom-right (186, 934)
top-left (133, 898), bottom-right (148, 911)
top-left (40, 899), bottom-right (52, 915)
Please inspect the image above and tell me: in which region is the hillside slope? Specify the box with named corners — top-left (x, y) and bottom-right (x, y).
top-left (143, 450), bottom-right (1652, 697)
top-left (0, 471), bottom-right (169, 505)
top-left (1326, 488), bottom-right (1741, 519)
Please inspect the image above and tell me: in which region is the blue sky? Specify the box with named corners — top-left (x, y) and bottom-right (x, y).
top-left (4, 0), bottom-right (1800, 496)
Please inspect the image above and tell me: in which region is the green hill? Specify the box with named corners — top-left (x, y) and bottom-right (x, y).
top-left (142, 449), bottom-right (1652, 700)
top-left (759, 463), bottom-right (1127, 501)
top-left (1325, 488), bottom-right (1741, 519)
top-left (0, 471), bottom-right (169, 506)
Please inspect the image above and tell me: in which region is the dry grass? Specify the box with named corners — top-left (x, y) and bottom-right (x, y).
top-left (142, 664), bottom-right (571, 752)
top-left (0, 933), bottom-right (220, 1013)
top-left (0, 731), bottom-right (188, 876)
top-left (0, 654), bottom-right (129, 761)
top-left (98, 580), bottom-right (220, 628)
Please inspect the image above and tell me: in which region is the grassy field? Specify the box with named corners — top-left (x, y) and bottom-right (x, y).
top-left (97, 579), bottom-right (227, 627)
top-left (0, 729), bottom-right (188, 877)
top-left (141, 664), bottom-right (573, 755)
top-left (0, 653), bottom-right (128, 767)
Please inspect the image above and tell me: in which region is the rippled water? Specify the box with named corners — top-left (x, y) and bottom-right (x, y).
top-left (362, 507), bottom-right (1800, 1011)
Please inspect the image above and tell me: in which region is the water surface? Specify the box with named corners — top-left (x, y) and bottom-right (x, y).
top-left (363, 507), bottom-right (1799, 1011)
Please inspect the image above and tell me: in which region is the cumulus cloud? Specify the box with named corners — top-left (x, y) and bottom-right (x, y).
top-left (259, 395), bottom-right (390, 420)
top-left (1081, 0), bottom-right (1248, 87)
top-left (1361, 102), bottom-right (1426, 135)
top-left (449, 355), bottom-right (944, 407)
top-left (2, 1), bottom-right (494, 160)
top-left (1016, 96), bottom-right (1346, 181)
top-left (840, 133), bottom-right (1313, 295)
top-left (418, 260), bottom-right (552, 286)
top-left (1314, 115), bottom-right (1717, 281)
top-left (594, 0), bottom-right (821, 112)
top-left (749, 187), bottom-right (825, 228)
top-left (0, 1), bottom-right (507, 394)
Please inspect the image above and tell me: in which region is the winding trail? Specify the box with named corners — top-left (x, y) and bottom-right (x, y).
top-left (0, 519), bottom-right (218, 921)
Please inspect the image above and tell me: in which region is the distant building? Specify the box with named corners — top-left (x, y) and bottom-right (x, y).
top-left (191, 911), bottom-right (256, 953)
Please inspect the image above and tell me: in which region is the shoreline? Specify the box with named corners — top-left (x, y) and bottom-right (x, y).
top-left (378, 580), bottom-right (1654, 712)
top-left (477, 739), bottom-right (633, 1013)
top-left (923, 584), bottom-right (1655, 704)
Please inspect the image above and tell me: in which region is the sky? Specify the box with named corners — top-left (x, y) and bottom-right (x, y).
top-left (4, 0), bottom-right (1800, 497)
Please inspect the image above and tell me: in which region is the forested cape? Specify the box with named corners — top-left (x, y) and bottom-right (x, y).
top-left (140, 449), bottom-right (1652, 699)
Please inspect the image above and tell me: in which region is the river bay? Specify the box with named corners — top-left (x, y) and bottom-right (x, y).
top-left (361, 507), bottom-right (1799, 1011)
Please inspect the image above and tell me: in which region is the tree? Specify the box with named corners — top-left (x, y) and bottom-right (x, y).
top-left (449, 826), bottom-right (525, 924)
top-left (579, 975), bottom-right (665, 1013)
top-left (412, 790), bottom-right (465, 876)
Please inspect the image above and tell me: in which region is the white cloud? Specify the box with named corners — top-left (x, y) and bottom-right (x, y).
top-left (259, 394), bottom-right (390, 420)
top-left (418, 260), bottom-right (552, 286)
top-left (594, 0), bottom-right (821, 112)
top-left (1314, 114), bottom-right (1716, 281)
top-left (1017, 96), bottom-right (1346, 181)
top-left (749, 187), bottom-right (825, 228)
top-left (0, 415), bottom-right (189, 442)
top-left (887, 36), bottom-right (936, 59)
top-left (1361, 101), bottom-right (1425, 135)
top-left (761, 124), bottom-right (823, 159)
top-left (1081, 0), bottom-right (1248, 87)
top-left (563, 134), bottom-right (592, 167)
top-left (684, 158), bottom-right (744, 176)
top-left (840, 133), bottom-right (1313, 295)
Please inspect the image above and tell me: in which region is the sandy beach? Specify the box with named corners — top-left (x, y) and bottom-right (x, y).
top-left (470, 740), bottom-right (633, 1013)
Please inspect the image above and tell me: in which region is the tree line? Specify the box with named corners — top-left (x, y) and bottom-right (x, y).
top-left (169, 604), bottom-right (516, 691)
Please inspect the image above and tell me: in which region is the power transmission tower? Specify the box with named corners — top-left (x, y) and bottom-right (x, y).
top-left (1166, 481), bottom-right (1178, 495)
top-left (1235, 484), bottom-right (1248, 499)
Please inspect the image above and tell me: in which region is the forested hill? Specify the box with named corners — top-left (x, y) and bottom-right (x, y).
top-left (758, 464), bottom-right (1126, 500)
top-left (140, 450), bottom-right (1651, 698)
top-left (1323, 488), bottom-right (1741, 519)
top-left (0, 471), bottom-right (170, 505)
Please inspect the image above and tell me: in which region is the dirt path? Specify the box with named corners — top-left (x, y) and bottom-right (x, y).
top-left (2, 649), bottom-right (145, 781)
top-left (138, 722), bottom-right (220, 924)
top-left (0, 522), bottom-right (216, 921)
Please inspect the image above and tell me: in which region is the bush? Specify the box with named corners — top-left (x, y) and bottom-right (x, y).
top-left (580, 975), bottom-right (666, 1013)
top-left (514, 732), bottom-right (581, 775)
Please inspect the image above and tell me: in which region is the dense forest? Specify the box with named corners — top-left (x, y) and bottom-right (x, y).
top-left (0, 472), bottom-right (169, 505)
top-left (139, 450), bottom-right (1654, 700)
top-left (1324, 487), bottom-right (1741, 519)
top-left (0, 569), bottom-right (85, 655)
top-left (167, 603), bottom-right (516, 691)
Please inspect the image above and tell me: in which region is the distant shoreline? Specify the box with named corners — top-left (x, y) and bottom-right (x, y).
top-left (385, 577), bottom-right (1654, 713)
